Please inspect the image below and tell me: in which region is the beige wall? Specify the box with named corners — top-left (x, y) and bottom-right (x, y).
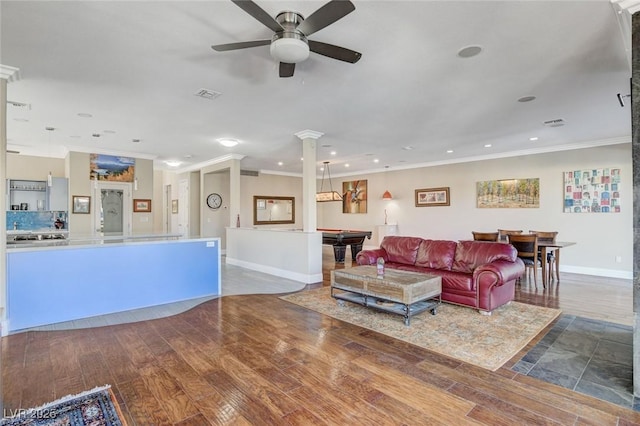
top-left (318, 143), bottom-right (632, 277)
top-left (10, 152), bottom-right (155, 236)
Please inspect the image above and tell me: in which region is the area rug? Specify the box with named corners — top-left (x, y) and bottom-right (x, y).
top-left (280, 287), bottom-right (561, 371)
top-left (1, 385), bottom-right (127, 426)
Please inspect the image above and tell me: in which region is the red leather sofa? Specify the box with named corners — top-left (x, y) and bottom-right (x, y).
top-left (355, 236), bottom-right (525, 314)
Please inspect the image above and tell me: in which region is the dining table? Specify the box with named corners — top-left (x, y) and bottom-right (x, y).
top-left (537, 241), bottom-right (576, 287)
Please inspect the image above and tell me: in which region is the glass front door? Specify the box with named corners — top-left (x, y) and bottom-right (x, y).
top-left (101, 189), bottom-right (123, 234)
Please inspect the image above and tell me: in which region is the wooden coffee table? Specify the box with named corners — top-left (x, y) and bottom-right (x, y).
top-left (330, 265), bottom-right (442, 326)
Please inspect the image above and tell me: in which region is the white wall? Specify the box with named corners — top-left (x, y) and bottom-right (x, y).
top-left (318, 143), bottom-right (632, 278)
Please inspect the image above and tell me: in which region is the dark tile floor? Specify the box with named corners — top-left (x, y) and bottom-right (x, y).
top-left (512, 315), bottom-right (636, 410)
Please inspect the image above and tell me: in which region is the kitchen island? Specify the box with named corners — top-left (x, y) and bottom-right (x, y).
top-left (6, 235), bottom-right (220, 333)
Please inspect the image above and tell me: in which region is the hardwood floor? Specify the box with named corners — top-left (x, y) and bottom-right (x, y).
top-left (2, 249), bottom-right (638, 425)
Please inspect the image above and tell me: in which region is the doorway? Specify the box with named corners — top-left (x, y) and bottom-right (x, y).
top-left (93, 181), bottom-right (132, 236)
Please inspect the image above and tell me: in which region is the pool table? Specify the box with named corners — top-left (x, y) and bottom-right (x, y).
top-left (319, 228), bottom-right (373, 262)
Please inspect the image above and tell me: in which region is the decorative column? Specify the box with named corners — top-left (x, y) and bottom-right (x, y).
top-left (614, 0), bottom-right (640, 397)
top-left (295, 130), bottom-right (323, 232)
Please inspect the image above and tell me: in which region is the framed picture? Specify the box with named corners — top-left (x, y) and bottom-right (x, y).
top-left (172, 199), bottom-right (178, 214)
top-left (72, 195), bottom-right (91, 214)
top-left (342, 179), bottom-right (367, 213)
top-left (415, 187), bottom-right (450, 207)
top-left (133, 199), bottom-right (151, 213)
top-left (476, 178), bottom-right (539, 208)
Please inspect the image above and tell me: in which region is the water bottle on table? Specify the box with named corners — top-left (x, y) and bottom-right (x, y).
top-left (376, 257), bottom-right (385, 277)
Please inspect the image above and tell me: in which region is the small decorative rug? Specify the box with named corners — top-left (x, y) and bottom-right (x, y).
top-left (280, 287), bottom-right (561, 371)
top-left (1, 385), bottom-right (127, 426)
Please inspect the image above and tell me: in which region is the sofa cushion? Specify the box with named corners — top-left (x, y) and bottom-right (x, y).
top-left (380, 236), bottom-right (423, 265)
top-left (451, 241), bottom-right (517, 274)
top-left (415, 239), bottom-right (458, 270)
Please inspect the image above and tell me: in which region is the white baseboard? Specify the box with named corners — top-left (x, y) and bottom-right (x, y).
top-left (560, 265), bottom-right (632, 280)
top-left (225, 257), bottom-right (323, 284)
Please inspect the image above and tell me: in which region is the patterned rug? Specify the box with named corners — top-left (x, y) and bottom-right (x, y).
top-left (280, 287), bottom-right (561, 371)
top-left (1, 385), bottom-right (126, 426)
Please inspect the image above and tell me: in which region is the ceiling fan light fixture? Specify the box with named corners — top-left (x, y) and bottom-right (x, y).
top-left (270, 36), bottom-right (309, 63)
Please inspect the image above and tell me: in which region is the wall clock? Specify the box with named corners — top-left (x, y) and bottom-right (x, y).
top-left (206, 193), bottom-right (223, 210)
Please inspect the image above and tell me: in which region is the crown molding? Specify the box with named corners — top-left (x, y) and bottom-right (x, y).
top-left (0, 65), bottom-right (20, 82)
top-left (295, 130), bottom-right (324, 140)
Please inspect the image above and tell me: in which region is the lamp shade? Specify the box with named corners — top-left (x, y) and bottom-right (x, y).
top-left (382, 190), bottom-right (393, 200)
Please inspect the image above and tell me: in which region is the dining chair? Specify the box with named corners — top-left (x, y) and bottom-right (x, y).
top-left (472, 231), bottom-right (499, 242)
top-left (497, 229), bottom-right (523, 242)
top-left (529, 231), bottom-right (559, 282)
top-left (507, 234), bottom-right (539, 286)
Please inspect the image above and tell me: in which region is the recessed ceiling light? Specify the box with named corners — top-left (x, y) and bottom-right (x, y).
top-left (92, 133), bottom-right (101, 138)
top-left (373, 158), bottom-right (379, 163)
top-left (77, 113), bottom-right (93, 118)
top-left (13, 118), bottom-right (29, 122)
top-left (457, 45), bottom-right (482, 58)
top-left (103, 130), bottom-right (116, 134)
top-left (518, 96), bottom-right (536, 103)
top-left (330, 151), bottom-right (337, 156)
top-left (184, 154), bottom-right (192, 159)
top-left (300, 157), bottom-right (304, 161)
top-left (45, 127), bottom-right (55, 131)
top-left (402, 146), bottom-right (414, 151)
top-left (217, 138), bottom-right (239, 147)
top-left (484, 144), bottom-right (492, 148)
top-left (278, 161), bottom-right (283, 166)
top-left (529, 137), bottom-right (539, 141)
top-left (446, 150), bottom-right (453, 153)
top-left (132, 139), bottom-right (141, 143)
top-left (345, 163), bottom-right (350, 167)
top-left (164, 160), bottom-right (182, 167)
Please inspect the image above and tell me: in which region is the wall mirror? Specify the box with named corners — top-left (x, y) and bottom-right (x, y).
top-left (253, 196), bottom-right (295, 225)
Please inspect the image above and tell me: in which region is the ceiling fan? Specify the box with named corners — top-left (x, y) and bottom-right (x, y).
top-left (212, 0), bottom-right (362, 78)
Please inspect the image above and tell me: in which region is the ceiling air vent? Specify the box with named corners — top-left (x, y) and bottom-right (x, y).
top-left (240, 169), bottom-right (259, 177)
top-left (543, 118), bottom-right (566, 127)
top-left (7, 100), bottom-right (31, 110)
top-left (194, 88), bottom-right (222, 100)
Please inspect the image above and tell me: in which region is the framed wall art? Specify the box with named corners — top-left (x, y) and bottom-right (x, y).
top-left (476, 178), bottom-right (539, 208)
top-left (415, 187), bottom-right (450, 207)
top-left (89, 153), bottom-right (135, 182)
top-left (133, 199), bottom-right (151, 213)
top-left (72, 195), bottom-right (91, 214)
top-left (563, 168), bottom-right (620, 213)
top-left (342, 180), bottom-right (367, 213)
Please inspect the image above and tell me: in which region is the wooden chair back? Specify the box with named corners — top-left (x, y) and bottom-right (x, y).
top-left (472, 231), bottom-right (499, 242)
top-left (529, 230), bottom-right (558, 244)
top-left (497, 229), bottom-right (523, 242)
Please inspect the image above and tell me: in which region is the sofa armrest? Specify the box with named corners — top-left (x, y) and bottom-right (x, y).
top-left (473, 258), bottom-right (525, 286)
top-left (355, 248), bottom-right (387, 265)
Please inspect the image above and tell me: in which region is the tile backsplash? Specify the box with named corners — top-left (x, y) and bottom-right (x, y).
top-left (7, 211), bottom-right (68, 231)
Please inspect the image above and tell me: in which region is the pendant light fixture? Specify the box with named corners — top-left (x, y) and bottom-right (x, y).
top-left (382, 190), bottom-right (393, 200)
top-left (316, 161), bottom-right (343, 202)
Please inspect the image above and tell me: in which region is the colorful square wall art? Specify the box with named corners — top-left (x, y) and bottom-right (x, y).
top-left (342, 180), bottom-right (367, 213)
top-left (90, 154), bottom-right (135, 182)
top-left (476, 178), bottom-right (540, 208)
top-left (563, 168), bottom-right (620, 213)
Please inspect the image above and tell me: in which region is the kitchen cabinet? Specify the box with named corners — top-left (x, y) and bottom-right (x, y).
top-left (7, 179), bottom-right (46, 211)
top-left (6, 178), bottom-right (68, 211)
top-left (47, 177), bottom-right (68, 211)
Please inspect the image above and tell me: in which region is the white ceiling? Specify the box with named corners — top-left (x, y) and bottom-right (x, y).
top-left (1, 0), bottom-right (633, 176)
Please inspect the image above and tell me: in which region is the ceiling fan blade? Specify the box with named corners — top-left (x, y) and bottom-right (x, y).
top-left (279, 62), bottom-right (295, 78)
top-left (212, 40), bottom-right (271, 52)
top-left (297, 0), bottom-right (355, 37)
top-left (231, 0), bottom-right (283, 33)
top-left (309, 40), bottom-right (362, 63)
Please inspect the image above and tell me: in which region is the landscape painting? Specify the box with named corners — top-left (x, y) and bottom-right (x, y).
top-left (90, 154), bottom-right (135, 182)
top-left (476, 178), bottom-right (539, 208)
